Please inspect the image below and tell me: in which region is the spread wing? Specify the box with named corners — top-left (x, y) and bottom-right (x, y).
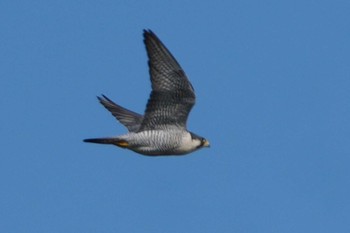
top-left (98, 94), bottom-right (143, 132)
top-left (139, 30), bottom-right (196, 131)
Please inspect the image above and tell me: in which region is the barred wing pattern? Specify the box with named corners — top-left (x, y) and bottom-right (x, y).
top-left (98, 95), bottom-right (143, 132)
top-left (139, 30), bottom-right (196, 131)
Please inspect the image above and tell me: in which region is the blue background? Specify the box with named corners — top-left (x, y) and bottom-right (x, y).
top-left (1, 0), bottom-right (349, 232)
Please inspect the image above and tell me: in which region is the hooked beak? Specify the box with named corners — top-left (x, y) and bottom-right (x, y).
top-left (203, 140), bottom-right (210, 148)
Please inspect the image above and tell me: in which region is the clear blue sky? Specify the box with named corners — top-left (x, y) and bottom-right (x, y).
top-left (1, 0), bottom-right (349, 232)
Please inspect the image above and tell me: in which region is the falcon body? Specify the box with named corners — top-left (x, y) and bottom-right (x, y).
top-left (84, 30), bottom-right (209, 156)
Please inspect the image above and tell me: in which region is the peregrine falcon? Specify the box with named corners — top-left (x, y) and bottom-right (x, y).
top-left (83, 30), bottom-right (210, 156)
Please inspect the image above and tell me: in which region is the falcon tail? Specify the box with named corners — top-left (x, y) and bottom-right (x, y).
top-left (83, 138), bottom-right (129, 148)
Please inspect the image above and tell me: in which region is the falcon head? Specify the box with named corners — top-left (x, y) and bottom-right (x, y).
top-left (190, 132), bottom-right (210, 149)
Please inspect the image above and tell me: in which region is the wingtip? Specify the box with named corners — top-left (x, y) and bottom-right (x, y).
top-left (143, 29), bottom-right (158, 41)
top-left (143, 29), bottom-right (153, 35)
top-left (96, 94), bottom-right (111, 102)
top-left (101, 94), bottom-right (112, 101)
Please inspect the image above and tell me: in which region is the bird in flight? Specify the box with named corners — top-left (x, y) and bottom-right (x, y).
top-left (84, 30), bottom-right (210, 156)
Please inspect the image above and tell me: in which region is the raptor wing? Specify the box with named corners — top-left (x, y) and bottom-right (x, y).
top-left (139, 30), bottom-right (196, 131)
top-left (98, 94), bottom-right (143, 132)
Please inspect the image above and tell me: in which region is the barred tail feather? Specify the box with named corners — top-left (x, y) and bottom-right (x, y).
top-left (83, 138), bottom-right (129, 148)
